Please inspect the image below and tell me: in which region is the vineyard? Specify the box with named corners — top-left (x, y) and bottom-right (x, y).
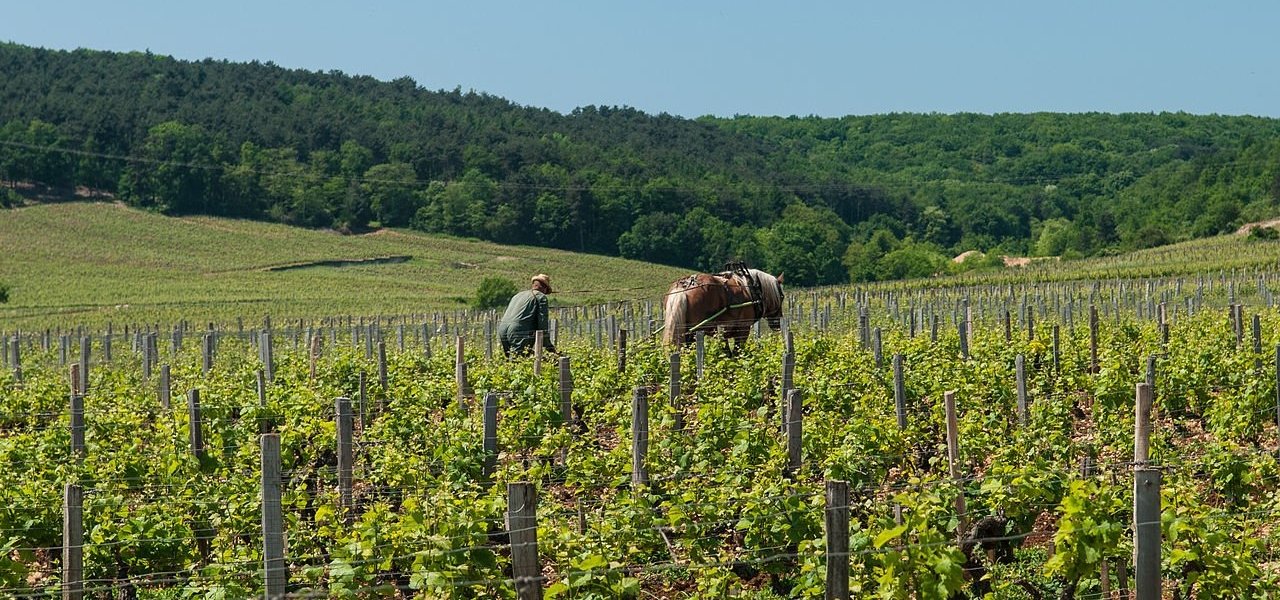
top-left (5, 270), bottom-right (1280, 599)
top-left (0, 203), bottom-right (688, 329)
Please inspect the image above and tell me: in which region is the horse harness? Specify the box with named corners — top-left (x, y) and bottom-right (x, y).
top-left (725, 262), bottom-right (766, 321)
top-left (686, 263), bottom-right (766, 334)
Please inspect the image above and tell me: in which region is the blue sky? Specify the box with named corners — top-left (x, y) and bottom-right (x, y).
top-left (4, 1), bottom-right (1277, 118)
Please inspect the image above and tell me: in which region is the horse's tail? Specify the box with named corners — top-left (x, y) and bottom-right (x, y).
top-left (663, 286), bottom-right (688, 345)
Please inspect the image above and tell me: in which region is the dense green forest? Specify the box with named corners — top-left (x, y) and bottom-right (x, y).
top-left (2, 42), bottom-right (1279, 285)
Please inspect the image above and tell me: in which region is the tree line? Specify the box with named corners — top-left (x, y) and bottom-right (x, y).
top-left (2, 42), bottom-right (1279, 285)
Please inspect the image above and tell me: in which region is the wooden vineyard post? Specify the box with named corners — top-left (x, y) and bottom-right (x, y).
top-left (261, 434), bottom-right (287, 599)
top-left (377, 341), bottom-right (388, 391)
top-left (485, 320), bottom-right (494, 362)
top-left (786, 389), bottom-right (803, 476)
top-left (825, 480), bottom-right (850, 600)
top-left (964, 298), bottom-right (973, 353)
top-left (1135, 383), bottom-right (1153, 465)
top-left (257, 370), bottom-right (270, 434)
top-left (559, 358), bottom-right (573, 465)
top-left (103, 327), bottom-right (112, 363)
top-left (483, 393), bottom-right (499, 484)
top-left (534, 331), bottom-right (543, 376)
top-left (159, 365), bottom-right (172, 409)
top-left (142, 333), bottom-right (152, 380)
top-left (63, 484), bottom-right (83, 600)
top-left (456, 336), bottom-right (473, 409)
top-left (1089, 305), bottom-right (1099, 374)
top-left (1275, 344), bottom-right (1280, 434)
top-left (187, 389), bottom-right (204, 460)
top-left (617, 328), bottom-right (628, 373)
top-left (78, 336), bottom-right (90, 393)
top-left (1234, 304), bottom-right (1245, 348)
top-left (858, 308), bottom-right (870, 349)
top-left (1253, 314), bottom-right (1262, 355)
top-left (1015, 354), bottom-right (1028, 425)
top-left (944, 390), bottom-right (967, 536)
top-left (309, 334), bottom-right (321, 380)
top-left (1116, 553), bottom-right (1130, 599)
top-left (335, 396), bottom-right (353, 521)
top-left (69, 365), bottom-right (85, 459)
top-left (149, 333), bottom-right (159, 375)
top-left (1145, 355), bottom-right (1156, 400)
top-left (10, 334), bottom-right (20, 383)
top-left (1134, 382), bottom-right (1161, 600)
top-left (1100, 561), bottom-right (1110, 597)
top-left (507, 482), bottom-right (542, 600)
top-left (423, 323), bottom-right (433, 359)
top-left (872, 328), bottom-right (883, 369)
top-left (893, 354), bottom-right (907, 430)
top-left (202, 332), bottom-right (214, 375)
top-left (261, 330), bottom-right (274, 382)
top-left (781, 349), bottom-right (796, 432)
top-left (632, 387), bottom-right (649, 491)
top-left (958, 317), bottom-right (969, 360)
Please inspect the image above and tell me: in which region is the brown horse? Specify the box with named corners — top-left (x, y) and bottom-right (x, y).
top-left (662, 266), bottom-right (784, 347)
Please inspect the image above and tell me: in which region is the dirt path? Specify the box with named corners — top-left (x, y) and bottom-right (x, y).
top-left (1235, 218), bottom-right (1280, 235)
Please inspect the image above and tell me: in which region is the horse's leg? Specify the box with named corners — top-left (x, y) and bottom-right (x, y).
top-left (722, 326), bottom-right (746, 356)
top-left (731, 327), bottom-right (751, 355)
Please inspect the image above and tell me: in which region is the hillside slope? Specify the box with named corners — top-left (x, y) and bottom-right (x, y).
top-left (3, 43), bottom-right (1280, 286)
top-left (0, 203), bottom-right (687, 328)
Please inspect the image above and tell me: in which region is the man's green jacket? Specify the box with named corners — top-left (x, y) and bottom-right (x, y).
top-left (498, 290), bottom-right (555, 350)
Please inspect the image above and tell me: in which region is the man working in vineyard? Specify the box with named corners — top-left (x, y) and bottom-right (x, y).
top-left (498, 273), bottom-right (557, 357)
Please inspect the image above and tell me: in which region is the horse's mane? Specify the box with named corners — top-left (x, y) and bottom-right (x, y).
top-left (749, 269), bottom-right (782, 315)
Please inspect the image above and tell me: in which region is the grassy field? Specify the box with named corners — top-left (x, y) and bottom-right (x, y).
top-left (865, 231), bottom-right (1280, 293)
top-left (988, 233), bottom-right (1280, 281)
top-left (0, 202), bottom-right (689, 328)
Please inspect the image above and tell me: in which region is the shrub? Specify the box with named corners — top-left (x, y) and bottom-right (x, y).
top-left (474, 277), bottom-right (518, 310)
top-left (0, 188), bottom-right (21, 208)
top-left (1129, 225), bottom-right (1171, 249)
top-left (1248, 226), bottom-right (1279, 241)
top-left (0, 283), bottom-right (8, 303)
top-left (875, 243), bottom-right (948, 280)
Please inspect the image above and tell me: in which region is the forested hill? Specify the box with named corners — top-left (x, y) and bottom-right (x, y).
top-left (3, 42), bottom-right (1280, 286)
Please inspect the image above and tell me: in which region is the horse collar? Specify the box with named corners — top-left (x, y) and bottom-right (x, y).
top-left (747, 272), bottom-right (764, 320)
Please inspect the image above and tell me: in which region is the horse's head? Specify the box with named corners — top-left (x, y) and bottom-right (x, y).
top-left (754, 270), bottom-right (785, 331)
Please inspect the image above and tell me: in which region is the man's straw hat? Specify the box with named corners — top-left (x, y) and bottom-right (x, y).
top-left (531, 273), bottom-right (553, 293)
